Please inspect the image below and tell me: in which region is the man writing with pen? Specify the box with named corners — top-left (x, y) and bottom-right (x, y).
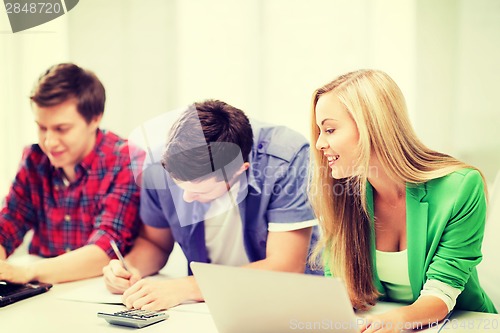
top-left (103, 100), bottom-right (320, 310)
top-left (0, 63), bottom-right (141, 283)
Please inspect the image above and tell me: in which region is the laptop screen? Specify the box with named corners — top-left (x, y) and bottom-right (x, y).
top-left (0, 281), bottom-right (52, 307)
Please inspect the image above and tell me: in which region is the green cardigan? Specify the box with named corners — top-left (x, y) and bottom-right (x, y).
top-left (325, 169), bottom-right (497, 313)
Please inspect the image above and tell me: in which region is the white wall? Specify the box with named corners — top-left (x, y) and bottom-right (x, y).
top-left (413, 0), bottom-right (500, 181)
top-left (454, 0), bottom-right (500, 180)
top-left (1, 0), bottom-right (499, 198)
top-left (414, 0), bottom-right (459, 153)
top-left (0, 12), bottom-right (69, 197)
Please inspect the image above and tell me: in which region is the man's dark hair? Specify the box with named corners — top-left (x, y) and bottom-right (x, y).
top-left (30, 63), bottom-right (106, 123)
top-left (161, 100), bottom-right (253, 182)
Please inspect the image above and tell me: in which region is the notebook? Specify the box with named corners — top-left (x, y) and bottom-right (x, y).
top-left (190, 262), bottom-right (359, 333)
top-left (0, 281), bottom-right (52, 307)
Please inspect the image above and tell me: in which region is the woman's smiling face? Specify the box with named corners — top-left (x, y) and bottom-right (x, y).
top-left (314, 91), bottom-right (361, 179)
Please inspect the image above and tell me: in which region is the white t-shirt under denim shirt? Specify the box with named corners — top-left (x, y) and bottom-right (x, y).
top-left (204, 181), bottom-right (317, 266)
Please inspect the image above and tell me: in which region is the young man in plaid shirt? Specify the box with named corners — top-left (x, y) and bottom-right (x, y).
top-left (0, 63), bottom-right (141, 284)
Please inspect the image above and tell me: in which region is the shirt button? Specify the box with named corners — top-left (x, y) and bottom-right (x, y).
top-left (65, 247), bottom-right (71, 253)
top-left (64, 215), bottom-right (71, 222)
top-left (54, 185), bottom-right (59, 191)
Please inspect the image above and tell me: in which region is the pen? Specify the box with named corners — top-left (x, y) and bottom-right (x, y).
top-left (110, 239), bottom-right (130, 272)
top-left (436, 310), bottom-right (453, 332)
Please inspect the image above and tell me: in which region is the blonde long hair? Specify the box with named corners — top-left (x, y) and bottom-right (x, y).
top-left (308, 69), bottom-right (485, 310)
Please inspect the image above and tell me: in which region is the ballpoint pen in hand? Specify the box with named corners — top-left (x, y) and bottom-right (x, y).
top-left (110, 239), bottom-right (130, 272)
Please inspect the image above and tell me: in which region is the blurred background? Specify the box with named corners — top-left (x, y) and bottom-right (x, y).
top-left (1, 0), bottom-right (499, 198)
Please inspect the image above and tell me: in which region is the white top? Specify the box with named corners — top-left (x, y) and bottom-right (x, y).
top-left (376, 249), bottom-right (462, 312)
top-left (376, 249), bottom-right (413, 303)
top-left (204, 181), bottom-right (249, 266)
top-left (204, 181), bottom-right (317, 266)
top-left (204, 198), bottom-right (250, 266)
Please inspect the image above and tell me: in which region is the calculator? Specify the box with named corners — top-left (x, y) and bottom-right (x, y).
top-left (97, 309), bottom-right (168, 328)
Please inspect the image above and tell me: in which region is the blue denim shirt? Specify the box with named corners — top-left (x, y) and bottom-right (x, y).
top-left (140, 120), bottom-right (320, 274)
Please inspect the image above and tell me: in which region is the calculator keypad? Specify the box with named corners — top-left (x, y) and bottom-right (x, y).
top-left (97, 309), bottom-right (168, 328)
top-left (114, 309), bottom-right (163, 319)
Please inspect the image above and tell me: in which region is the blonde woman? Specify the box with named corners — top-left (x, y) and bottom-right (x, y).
top-left (310, 69), bottom-right (496, 332)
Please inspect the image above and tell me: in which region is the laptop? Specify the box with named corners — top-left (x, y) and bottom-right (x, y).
top-left (0, 281), bottom-right (52, 307)
top-left (190, 262), bottom-right (359, 333)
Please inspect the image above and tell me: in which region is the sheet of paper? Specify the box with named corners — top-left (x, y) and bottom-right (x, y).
top-left (169, 302), bottom-right (210, 314)
top-left (56, 274), bottom-right (184, 304)
top-left (57, 277), bottom-right (122, 304)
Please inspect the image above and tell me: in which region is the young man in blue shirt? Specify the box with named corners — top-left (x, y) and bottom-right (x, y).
top-left (103, 100), bottom-right (318, 310)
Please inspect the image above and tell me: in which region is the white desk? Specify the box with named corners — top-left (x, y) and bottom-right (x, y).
top-left (3, 276), bottom-right (498, 332)
top-left (2, 264), bottom-right (499, 333)
top-left (439, 310), bottom-right (500, 332)
top-left (1, 277), bottom-right (218, 333)
top-left (3, 251), bottom-right (216, 333)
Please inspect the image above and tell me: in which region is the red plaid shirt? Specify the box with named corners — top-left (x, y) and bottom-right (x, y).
top-left (0, 129), bottom-right (141, 258)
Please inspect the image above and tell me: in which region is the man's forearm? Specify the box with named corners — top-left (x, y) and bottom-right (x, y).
top-left (242, 256), bottom-right (306, 273)
top-left (242, 228), bottom-right (311, 273)
top-left (30, 244), bottom-right (109, 283)
top-left (124, 237), bottom-right (170, 277)
top-left (0, 245), bottom-right (6, 260)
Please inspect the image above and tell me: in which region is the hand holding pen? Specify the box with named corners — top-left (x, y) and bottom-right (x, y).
top-left (103, 240), bottom-right (141, 294)
top-left (110, 239), bottom-right (130, 272)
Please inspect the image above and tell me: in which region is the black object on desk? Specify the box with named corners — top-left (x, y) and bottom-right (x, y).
top-left (0, 280), bottom-right (52, 307)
